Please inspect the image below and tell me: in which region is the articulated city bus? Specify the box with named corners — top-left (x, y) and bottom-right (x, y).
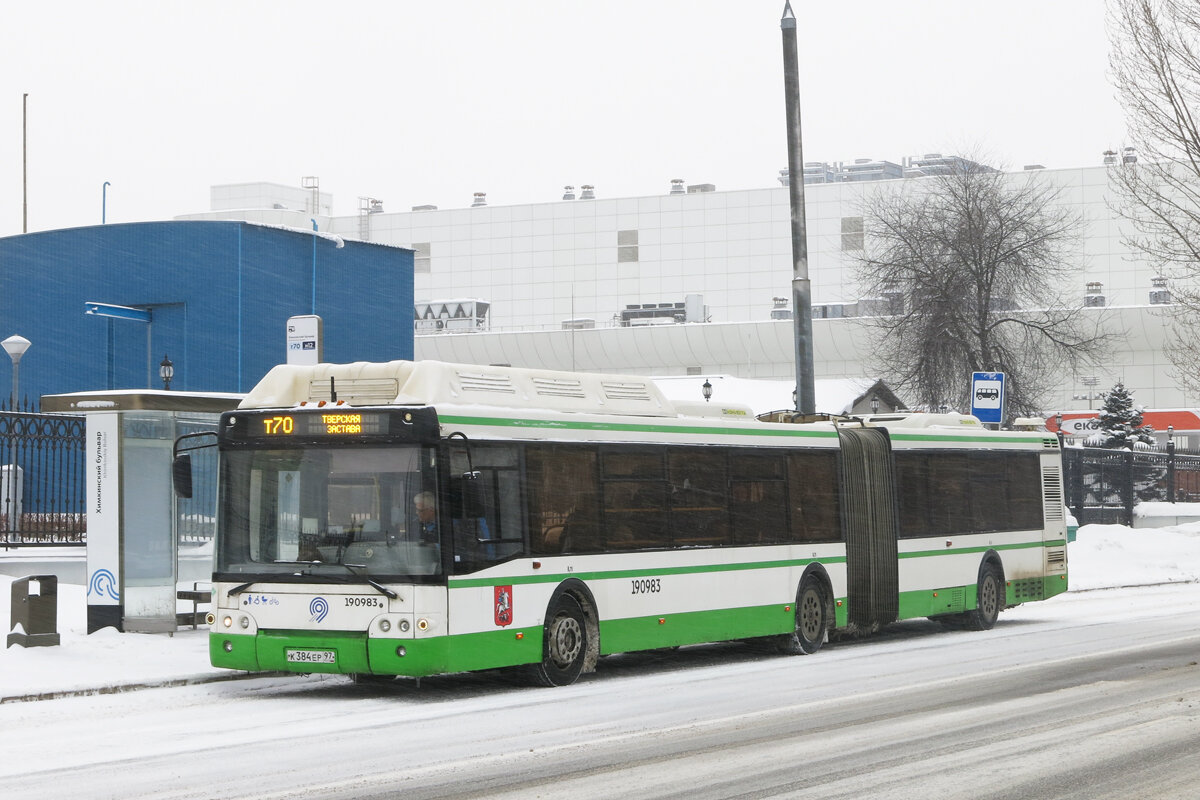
top-left (179, 360), bottom-right (1068, 686)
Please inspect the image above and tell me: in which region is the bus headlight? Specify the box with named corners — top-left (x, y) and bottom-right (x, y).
top-left (398, 619), bottom-right (411, 633)
top-left (239, 616), bottom-right (250, 629)
top-left (417, 618), bottom-right (429, 632)
top-left (223, 616), bottom-right (233, 628)
top-left (379, 619), bottom-right (391, 632)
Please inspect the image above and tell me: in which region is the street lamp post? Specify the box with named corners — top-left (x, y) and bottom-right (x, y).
top-left (1167, 425), bottom-right (1176, 503)
top-left (159, 354), bottom-right (174, 391)
top-left (2, 335), bottom-right (31, 410)
top-left (102, 181), bottom-right (111, 224)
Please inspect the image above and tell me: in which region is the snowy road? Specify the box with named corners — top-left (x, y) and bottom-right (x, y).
top-left (3, 583), bottom-right (1199, 800)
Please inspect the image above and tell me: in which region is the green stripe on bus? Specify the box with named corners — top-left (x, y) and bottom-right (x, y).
top-left (448, 556), bottom-right (847, 589)
top-left (600, 604), bottom-right (796, 652)
top-left (899, 539), bottom-right (1051, 559)
top-left (438, 414), bottom-right (839, 439)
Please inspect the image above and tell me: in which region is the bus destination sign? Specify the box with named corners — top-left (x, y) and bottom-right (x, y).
top-left (261, 412), bottom-right (386, 437)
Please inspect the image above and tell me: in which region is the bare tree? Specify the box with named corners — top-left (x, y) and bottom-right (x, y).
top-left (1108, 0), bottom-right (1200, 391)
top-left (854, 161), bottom-right (1109, 418)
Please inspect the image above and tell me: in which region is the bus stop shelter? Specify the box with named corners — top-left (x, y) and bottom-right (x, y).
top-left (41, 390), bottom-right (241, 633)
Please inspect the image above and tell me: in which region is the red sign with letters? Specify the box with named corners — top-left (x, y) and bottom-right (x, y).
top-left (494, 585), bottom-right (513, 627)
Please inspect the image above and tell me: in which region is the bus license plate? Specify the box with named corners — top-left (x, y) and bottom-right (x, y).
top-left (286, 649), bottom-right (336, 664)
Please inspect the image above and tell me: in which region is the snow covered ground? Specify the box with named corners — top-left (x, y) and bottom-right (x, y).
top-left (2, 520), bottom-right (1199, 702)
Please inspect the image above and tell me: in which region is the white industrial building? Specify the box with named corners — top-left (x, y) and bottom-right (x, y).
top-left (178, 157), bottom-right (1190, 413)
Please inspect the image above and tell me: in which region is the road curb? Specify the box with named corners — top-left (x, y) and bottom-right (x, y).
top-left (0, 670), bottom-right (286, 705)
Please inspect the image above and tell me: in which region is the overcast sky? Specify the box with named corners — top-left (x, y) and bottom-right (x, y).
top-left (0, 1), bottom-right (1125, 237)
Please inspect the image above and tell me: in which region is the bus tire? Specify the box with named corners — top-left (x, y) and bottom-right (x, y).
top-left (778, 576), bottom-right (827, 655)
top-left (964, 563), bottom-right (1003, 631)
top-left (529, 593), bottom-right (589, 686)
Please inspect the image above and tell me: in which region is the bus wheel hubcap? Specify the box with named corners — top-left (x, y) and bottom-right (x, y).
top-left (549, 615), bottom-right (582, 667)
top-left (799, 590), bottom-right (822, 640)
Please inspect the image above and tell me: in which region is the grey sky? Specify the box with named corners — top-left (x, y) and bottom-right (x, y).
top-left (1, 0), bottom-right (1123, 236)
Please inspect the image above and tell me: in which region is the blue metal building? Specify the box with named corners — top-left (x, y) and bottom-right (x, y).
top-left (0, 221), bottom-right (414, 403)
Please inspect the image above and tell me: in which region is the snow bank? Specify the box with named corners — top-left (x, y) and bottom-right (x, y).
top-left (1068, 522), bottom-right (1200, 590)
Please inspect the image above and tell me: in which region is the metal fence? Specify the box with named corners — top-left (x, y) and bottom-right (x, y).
top-left (1063, 446), bottom-right (1200, 526)
top-left (0, 408), bottom-right (87, 546)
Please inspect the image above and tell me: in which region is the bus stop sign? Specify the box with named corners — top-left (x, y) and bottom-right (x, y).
top-left (971, 372), bottom-right (1005, 424)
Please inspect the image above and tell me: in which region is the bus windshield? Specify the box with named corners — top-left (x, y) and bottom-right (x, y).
top-left (217, 444), bottom-right (442, 579)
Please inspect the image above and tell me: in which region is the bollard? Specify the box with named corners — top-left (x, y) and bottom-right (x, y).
top-left (7, 574), bottom-right (61, 648)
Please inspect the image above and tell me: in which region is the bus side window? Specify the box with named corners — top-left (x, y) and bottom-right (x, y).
top-left (527, 445), bottom-right (600, 554)
top-left (787, 450), bottom-right (841, 543)
top-left (450, 445), bottom-right (525, 572)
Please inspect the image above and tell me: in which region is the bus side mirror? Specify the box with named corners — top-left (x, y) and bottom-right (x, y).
top-left (172, 454), bottom-right (194, 499)
top-left (457, 471), bottom-right (485, 519)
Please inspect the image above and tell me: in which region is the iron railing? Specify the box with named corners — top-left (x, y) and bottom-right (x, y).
top-left (1063, 445), bottom-right (1200, 525)
top-left (0, 407), bottom-right (87, 546)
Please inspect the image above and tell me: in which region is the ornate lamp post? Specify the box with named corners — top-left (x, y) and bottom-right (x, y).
top-left (159, 354), bottom-right (174, 391)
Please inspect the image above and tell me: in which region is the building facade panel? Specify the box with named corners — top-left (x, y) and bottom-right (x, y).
top-left (0, 221), bottom-right (413, 404)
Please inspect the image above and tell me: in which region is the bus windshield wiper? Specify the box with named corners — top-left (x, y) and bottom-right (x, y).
top-left (301, 561), bottom-right (399, 599)
top-left (227, 581), bottom-right (256, 598)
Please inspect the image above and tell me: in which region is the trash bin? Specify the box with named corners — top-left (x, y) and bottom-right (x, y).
top-left (7, 574), bottom-right (60, 648)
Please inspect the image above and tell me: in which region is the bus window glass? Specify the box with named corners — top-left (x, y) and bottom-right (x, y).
top-left (526, 446), bottom-right (599, 554)
top-left (219, 445), bottom-right (440, 578)
top-left (730, 453), bottom-right (786, 545)
top-left (602, 450), bottom-right (664, 479)
top-left (669, 449), bottom-right (728, 546)
top-left (928, 452), bottom-right (970, 534)
top-left (787, 450), bottom-right (841, 542)
top-left (895, 452), bottom-right (932, 538)
top-left (1007, 453), bottom-right (1044, 529)
top-left (968, 452), bottom-right (1008, 531)
top-left (604, 479), bottom-right (667, 550)
top-left (450, 445), bottom-right (525, 573)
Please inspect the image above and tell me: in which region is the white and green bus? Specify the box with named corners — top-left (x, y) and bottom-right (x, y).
top-left (183, 360), bottom-right (1068, 686)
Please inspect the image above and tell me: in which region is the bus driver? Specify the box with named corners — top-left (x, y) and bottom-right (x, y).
top-left (414, 491), bottom-right (438, 543)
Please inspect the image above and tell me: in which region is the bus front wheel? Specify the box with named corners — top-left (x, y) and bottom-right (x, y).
top-left (530, 594), bottom-right (589, 686)
top-left (778, 576), bottom-right (827, 655)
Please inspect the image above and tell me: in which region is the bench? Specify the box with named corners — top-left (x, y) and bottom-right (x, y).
top-left (177, 584), bottom-right (213, 630)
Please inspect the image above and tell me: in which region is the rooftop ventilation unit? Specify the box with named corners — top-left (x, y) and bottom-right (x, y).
top-left (687, 183), bottom-right (716, 193)
top-left (580, 185), bottom-right (595, 200)
top-left (770, 296), bottom-right (792, 320)
top-left (1150, 276), bottom-right (1171, 305)
top-left (1103, 149), bottom-right (1118, 166)
top-left (670, 178), bottom-right (685, 195)
top-left (1085, 281), bottom-right (1106, 308)
top-left (411, 204), bottom-right (438, 211)
top-left (471, 192), bottom-right (487, 207)
top-left (563, 185), bottom-right (576, 200)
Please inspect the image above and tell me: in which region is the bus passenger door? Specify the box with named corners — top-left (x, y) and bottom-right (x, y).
top-left (837, 427), bottom-right (899, 631)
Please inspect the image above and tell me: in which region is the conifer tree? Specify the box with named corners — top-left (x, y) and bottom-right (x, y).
top-left (1094, 381), bottom-right (1155, 448)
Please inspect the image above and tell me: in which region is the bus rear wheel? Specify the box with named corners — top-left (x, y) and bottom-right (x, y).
top-left (778, 576), bottom-right (827, 655)
top-left (530, 594), bottom-right (589, 686)
top-left (964, 564), bottom-right (1003, 631)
